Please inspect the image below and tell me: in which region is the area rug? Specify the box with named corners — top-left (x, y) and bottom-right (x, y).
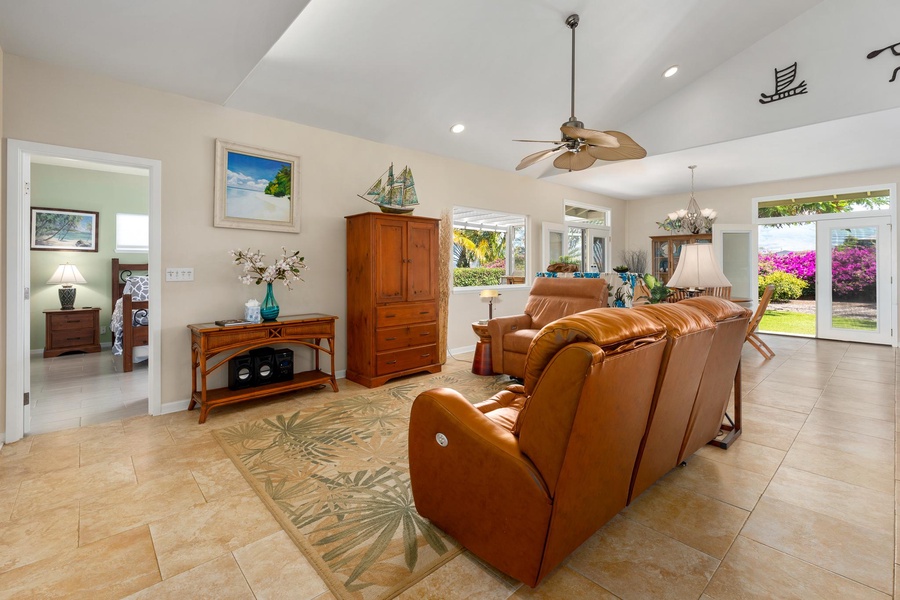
top-left (214, 369), bottom-right (510, 600)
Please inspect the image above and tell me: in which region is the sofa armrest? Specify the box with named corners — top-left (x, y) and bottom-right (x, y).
top-left (408, 387), bottom-right (553, 584)
top-left (488, 314), bottom-right (533, 372)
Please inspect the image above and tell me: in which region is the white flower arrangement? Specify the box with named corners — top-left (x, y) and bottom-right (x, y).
top-left (229, 247), bottom-right (308, 289)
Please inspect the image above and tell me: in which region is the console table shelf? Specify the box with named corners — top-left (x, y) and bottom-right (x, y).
top-left (187, 313), bottom-right (338, 423)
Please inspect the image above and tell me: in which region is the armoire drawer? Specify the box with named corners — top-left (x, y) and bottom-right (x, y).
top-left (376, 345), bottom-right (438, 375)
top-left (376, 303), bottom-right (436, 327)
top-left (376, 323), bottom-right (438, 352)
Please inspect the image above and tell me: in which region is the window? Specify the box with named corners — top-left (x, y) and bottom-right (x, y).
top-left (564, 201), bottom-right (610, 272)
top-left (452, 207), bottom-right (527, 288)
top-left (115, 213), bottom-right (149, 253)
top-left (755, 188), bottom-right (891, 223)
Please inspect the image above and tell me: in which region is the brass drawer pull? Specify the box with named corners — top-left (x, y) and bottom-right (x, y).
top-left (419, 311), bottom-right (429, 315)
top-left (420, 353), bottom-right (430, 358)
top-left (385, 337), bottom-right (397, 341)
top-left (420, 332), bottom-right (430, 336)
top-left (386, 360), bottom-right (397, 365)
top-left (385, 314), bottom-right (396, 318)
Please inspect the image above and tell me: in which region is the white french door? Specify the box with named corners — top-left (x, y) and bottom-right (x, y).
top-left (815, 216), bottom-right (892, 344)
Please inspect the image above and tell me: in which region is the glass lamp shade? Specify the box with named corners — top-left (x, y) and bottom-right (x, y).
top-left (47, 264), bottom-right (87, 310)
top-left (666, 244), bottom-right (731, 290)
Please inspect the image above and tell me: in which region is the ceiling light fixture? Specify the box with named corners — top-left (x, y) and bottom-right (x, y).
top-left (450, 124), bottom-right (465, 134)
top-left (663, 65), bottom-right (679, 78)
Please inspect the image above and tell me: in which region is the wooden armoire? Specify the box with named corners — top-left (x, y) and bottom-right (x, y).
top-left (345, 212), bottom-right (441, 387)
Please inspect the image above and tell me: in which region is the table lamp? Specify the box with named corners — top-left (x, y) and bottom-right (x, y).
top-left (479, 289), bottom-right (500, 320)
top-left (47, 263), bottom-right (87, 310)
top-left (666, 244), bottom-right (730, 298)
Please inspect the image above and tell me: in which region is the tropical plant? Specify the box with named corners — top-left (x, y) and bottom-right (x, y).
top-left (759, 270), bottom-right (807, 302)
top-left (642, 274), bottom-right (672, 304)
top-left (264, 165), bottom-right (292, 197)
top-left (832, 245), bottom-right (876, 298)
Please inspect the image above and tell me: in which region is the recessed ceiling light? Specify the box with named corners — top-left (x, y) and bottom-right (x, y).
top-left (663, 65), bottom-right (679, 78)
top-left (450, 123), bottom-right (466, 134)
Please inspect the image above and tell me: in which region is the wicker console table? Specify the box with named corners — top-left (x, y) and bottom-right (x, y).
top-left (187, 313), bottom-right (338, 423)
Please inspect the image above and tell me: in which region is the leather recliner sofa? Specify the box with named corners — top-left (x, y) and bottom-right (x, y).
top-left (408, 298), bottom-right (750, 587)
top-left (487, 277), bottom-right (608, 379)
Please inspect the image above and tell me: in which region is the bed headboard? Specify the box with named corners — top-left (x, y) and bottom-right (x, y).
top-left (111, 258), bottom-right (149, 314)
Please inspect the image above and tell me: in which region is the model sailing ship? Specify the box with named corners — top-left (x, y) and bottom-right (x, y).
top-left (357, 163), bottom-right (419, 214)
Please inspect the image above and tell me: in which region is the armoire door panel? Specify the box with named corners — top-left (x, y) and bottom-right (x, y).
top-left (407, 221), bottom-right (437, 301)
top-left (375, 219), bottom-right (406, 303)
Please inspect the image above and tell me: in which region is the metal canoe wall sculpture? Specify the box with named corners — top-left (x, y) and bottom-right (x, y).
top-left (759, 62), bottom-right (808, 104)
top-left (867, 41), bottom-right (900, 83)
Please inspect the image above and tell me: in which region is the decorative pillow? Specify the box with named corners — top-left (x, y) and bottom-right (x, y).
top-left (123, 275), bottom-right (150, 301)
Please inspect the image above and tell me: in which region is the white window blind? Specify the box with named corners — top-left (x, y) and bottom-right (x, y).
top-left (116, 213), bottom-right (149, 253)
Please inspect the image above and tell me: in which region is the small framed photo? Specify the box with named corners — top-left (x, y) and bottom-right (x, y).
top-left (214, 140), bottom-right (301, 233)
top-left (31, 207), bottom-right (99, 252)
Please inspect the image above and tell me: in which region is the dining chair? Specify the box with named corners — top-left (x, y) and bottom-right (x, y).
top-left (746, 284), bottom-right (776, 359)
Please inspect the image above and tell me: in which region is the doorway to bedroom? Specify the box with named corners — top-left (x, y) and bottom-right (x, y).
top-left (6, 139), bottom-right (162, 443)
top-left (28, 158), bottom-right (150, 433)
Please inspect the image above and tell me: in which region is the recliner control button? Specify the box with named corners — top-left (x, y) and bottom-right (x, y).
top-left (436, 433), bottom-right (448, 447)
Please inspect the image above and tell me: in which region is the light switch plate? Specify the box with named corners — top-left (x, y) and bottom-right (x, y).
top-left (165, 268), bottom-right (194, 282)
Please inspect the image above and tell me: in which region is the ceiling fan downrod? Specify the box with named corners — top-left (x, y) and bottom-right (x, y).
top-left (566, 14), bottom-right (580, 128)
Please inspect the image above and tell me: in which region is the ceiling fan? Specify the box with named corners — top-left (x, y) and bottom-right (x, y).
top-left (515, 14), bottom-right (647, 172)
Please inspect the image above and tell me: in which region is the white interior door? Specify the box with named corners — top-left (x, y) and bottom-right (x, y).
top-left (816, 216), bottom-right (892, 344)
top-left (713, 224), bottom-right (758, 308)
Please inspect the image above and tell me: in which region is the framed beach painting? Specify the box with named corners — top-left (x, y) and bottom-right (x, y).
top-left (31, 207), bottom-right (99, 252)
top-left (214, 140), bottom-right (301, 233)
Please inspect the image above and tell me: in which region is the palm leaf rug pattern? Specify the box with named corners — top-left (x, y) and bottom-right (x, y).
top-left (214, 371), bottom-right (510, 600)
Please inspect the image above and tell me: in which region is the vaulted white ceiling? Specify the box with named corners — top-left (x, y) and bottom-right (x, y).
top-left (1, 0), bottom-right (898, 199)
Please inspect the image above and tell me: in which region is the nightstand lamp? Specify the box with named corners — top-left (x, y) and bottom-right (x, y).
top-left (47, 263), bottom-right (87, 310)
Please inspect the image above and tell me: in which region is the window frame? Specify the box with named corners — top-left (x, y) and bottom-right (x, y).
top-left (115, 212), bottom-right (150, 253)
top-left (451, 205), bottom-right (530, 293)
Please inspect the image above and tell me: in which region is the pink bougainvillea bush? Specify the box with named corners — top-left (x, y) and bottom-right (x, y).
top-left (831, 245), bottom-right (876, 298)
top-left (758, 247), bottom-right (875, 300)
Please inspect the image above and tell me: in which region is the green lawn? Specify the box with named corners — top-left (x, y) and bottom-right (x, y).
top-left (759, 311), bottom-right (877, 335)
top-left (759, 311), bottom-right (815, 335)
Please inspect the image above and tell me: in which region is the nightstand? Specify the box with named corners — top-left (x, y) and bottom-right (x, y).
top-left (43, 308), bottom-right (101, 358)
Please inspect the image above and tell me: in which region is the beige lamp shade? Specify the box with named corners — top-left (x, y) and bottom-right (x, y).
top-left (47, 263), bottom-right (87, 285)
top-left (479, 289), bottom-right (500, 299)
top-left (666, 244), bottom-right (731, 289)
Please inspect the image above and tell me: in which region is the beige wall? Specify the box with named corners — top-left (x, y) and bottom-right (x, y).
top-left (624, 167), bottom-right (900, 253)
top-left (1, 53), bottom-right (624, 423)
top-left (624, 166), bottom-right (900, 329)
top-left (1, 43), bottom-right (6, 436)
top-left (30, 164), bottom-right (149, 348)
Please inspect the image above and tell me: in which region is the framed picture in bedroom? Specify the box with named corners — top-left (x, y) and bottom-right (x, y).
top-left (214, 139), bottom-right (301, 233)
top-left (31, 207), bottom-right (100, 251)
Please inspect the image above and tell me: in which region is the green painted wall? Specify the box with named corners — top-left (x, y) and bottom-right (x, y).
top-left (30, 164), bottom-right (149, 350)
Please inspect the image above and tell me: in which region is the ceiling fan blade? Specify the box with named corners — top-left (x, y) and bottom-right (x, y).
top-left (560, 126), bottom-right (620, 148)
top-left (585, 131), bottom-right (648, 161)
top-left (552, 149), bottom-right (597, 171)
top-left (516, 146), bottom-right (564, 171)
top-left (513, 139), bottom-right (567, 144)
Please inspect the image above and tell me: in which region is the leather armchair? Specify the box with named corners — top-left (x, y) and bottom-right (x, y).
top-left (409, 309), bottom-right (667, 586)
top-left (487, 277), bottom-right (607, 379)
top-left (677, 296), bottom-right (752, 462)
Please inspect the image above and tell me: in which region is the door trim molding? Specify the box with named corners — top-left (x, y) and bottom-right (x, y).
top-left (5, 139), bottom-right (162, 443)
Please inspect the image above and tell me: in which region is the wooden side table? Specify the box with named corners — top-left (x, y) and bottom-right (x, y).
top-left (471, 321), bottom-right (493, 376)
top-left (43, 308), bottom-right (101, 358)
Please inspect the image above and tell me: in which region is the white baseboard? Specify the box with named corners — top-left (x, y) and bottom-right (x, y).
top-left (160, 399), bottom-right (192, 415)
top-left (448, 344), bottom-right (476, 356)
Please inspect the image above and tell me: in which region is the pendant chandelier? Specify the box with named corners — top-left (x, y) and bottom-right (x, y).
top-left (662, 165), bottom-right (717, 234)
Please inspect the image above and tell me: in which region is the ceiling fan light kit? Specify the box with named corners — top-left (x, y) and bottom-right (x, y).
top-left (515, 14), bottom-right (647, 172)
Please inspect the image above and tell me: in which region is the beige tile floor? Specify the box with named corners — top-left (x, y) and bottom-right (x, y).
top-left (0, 335), bottom-right (896, 599)
top-left (29, 352), bottom-right (148, 434)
